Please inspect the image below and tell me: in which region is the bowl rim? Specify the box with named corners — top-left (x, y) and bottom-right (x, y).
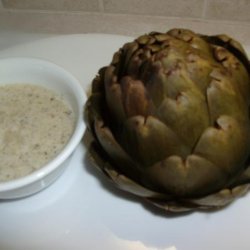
top-left (0, 56), bottom-right (86, 192)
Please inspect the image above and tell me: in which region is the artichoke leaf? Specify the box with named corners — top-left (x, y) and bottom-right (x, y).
top-left (187, 184), bottom-right (250, 207)
top-left (158, 88), bottom-right (209, 150)
top-left (206, 75), bottom-right (248, 122)
top-left (120, 115), bottom-right (189, 167)
top-left (104, 72), bottom-right (127, 123)
top-left (194, 115), bottom-right (250, 175)
top-left (142, 154), bottom-right (227, 197)
top-left (147, 184), bottom-right (250, 212)
top-left (185, 54), bottom-right (214, 93)
top-left (94, 119), bottom-right (140, 179)
top-left (229, 165), bottom-right (250, 186)
top-left (103, 163), bottom-right (169, 199)
top-left (120, 76), bottom-right (153, 117)
top-left (88, 135), bottom-right (171, 199)
top-left (168, 28), bottom-right (213, 57)
top-left (85, 93), bottom-right (105, 131)
top-left (203, 34), bottom-right (250, 75)
top-left (142, 61), bottom-right (165, 108)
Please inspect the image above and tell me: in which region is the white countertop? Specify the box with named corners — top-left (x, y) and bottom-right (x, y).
top-left (0, 32), bottom-right (250, 250)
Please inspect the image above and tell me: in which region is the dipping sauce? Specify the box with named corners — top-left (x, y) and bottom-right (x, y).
top-left (0, 84), bottom-right (75, 182)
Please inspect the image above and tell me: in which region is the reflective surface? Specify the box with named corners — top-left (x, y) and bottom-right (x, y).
top-left (0, 33), bottom-right (250, 250)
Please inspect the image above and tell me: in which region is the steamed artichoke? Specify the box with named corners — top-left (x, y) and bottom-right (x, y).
top-left (85, 28), bottom-right (250, 212)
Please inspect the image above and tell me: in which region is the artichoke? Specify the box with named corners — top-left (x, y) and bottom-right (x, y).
top-left (85, 28), bottom-right (250, 212)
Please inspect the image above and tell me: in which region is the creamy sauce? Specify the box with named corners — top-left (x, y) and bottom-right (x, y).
top-left (0, 84), bottom-right (75, 182)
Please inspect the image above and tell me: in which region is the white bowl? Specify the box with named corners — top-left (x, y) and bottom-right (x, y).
top-left (0, 57), bottom-right (86, 199)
